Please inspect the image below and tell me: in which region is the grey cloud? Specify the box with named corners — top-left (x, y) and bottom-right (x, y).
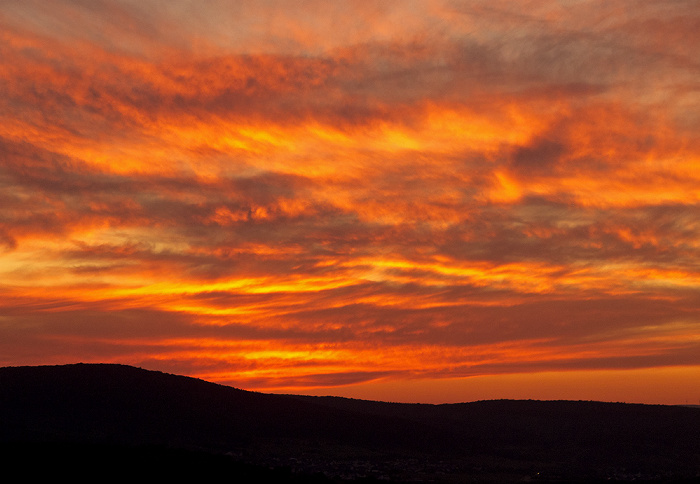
top-left (510, 137), bottom-right (565, 174)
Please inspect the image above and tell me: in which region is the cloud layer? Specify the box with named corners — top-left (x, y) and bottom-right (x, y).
top-left (1, 1), bottom-right (699, 402)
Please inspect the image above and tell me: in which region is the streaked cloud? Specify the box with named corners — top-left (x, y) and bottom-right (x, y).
top-left (1, 0), bottom-right (698, 403)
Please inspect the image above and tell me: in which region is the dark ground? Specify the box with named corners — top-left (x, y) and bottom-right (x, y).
top-left (1, 363), bottom-right (698, 482)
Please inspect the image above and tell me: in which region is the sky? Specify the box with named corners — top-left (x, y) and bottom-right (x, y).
top-left (1, 0), bottom-right (699, 405)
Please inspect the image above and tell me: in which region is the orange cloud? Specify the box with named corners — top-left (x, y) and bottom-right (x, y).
top-left (1, 0), bottom-right (699, 404)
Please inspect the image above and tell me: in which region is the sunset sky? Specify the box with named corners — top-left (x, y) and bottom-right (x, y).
top-left (1, 0), bottom-right (699, 405)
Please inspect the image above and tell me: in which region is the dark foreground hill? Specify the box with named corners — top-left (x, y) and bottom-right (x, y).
top-left (1, 364), bottom-right (698, 482)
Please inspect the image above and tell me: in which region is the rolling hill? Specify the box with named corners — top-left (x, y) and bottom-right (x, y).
top-left (1, 363), bottom-right (698, 482)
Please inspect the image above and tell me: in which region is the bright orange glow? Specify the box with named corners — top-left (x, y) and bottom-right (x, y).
top-left (1, 1), bottom-right (699, 404)
top-left (297, 366), bottom-right (700, 406)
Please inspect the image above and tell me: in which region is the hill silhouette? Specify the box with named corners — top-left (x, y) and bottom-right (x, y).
top-left (1, 363), bottom-right (698, 482)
